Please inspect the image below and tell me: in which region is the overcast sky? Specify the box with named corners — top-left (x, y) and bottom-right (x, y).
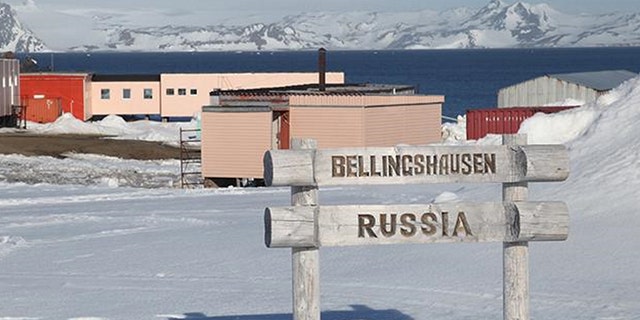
top-left (8, 0), bottom-right (640, 16)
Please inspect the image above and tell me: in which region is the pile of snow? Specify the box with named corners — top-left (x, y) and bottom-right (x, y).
top-left (440, 115), bottom-right (467, 144)
top-left (24, 114), bottom-right (199, 146)
top-left (520, 76), bottom-right (640, 145)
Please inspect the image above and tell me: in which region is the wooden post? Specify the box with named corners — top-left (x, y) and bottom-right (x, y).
top-left (291, 139), bottom-right (320, 320)
top-left (503, 134), bottom-right (530, 320)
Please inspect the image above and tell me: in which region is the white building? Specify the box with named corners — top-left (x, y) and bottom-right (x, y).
top-left (498, 70), bottom-right (637, 107)
top-left (0, 58), bottom-right (20, 127)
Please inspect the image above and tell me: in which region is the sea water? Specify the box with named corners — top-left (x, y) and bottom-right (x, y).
top-left (24, 47), bottom-right (640, 118)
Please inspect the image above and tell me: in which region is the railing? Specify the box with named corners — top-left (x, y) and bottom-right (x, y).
top-left (179, 128), bottom-right (202, 188)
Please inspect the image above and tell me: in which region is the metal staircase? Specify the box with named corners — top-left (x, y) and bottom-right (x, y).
top-left (179, 128), bottom-right (203, 188)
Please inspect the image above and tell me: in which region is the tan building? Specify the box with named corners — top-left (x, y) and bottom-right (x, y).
top-left (160, 72), bottom-right (344, 118)
top-left (201, 84), bottom-right (444, 187)
top-left (90, 75), bottom-right (161, 117)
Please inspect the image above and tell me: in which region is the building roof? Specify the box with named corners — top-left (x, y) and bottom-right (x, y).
top-left (92, 74), bottom-right (161, 82)
top-left (548, 70), bottom-right (637, 91)
top-left (214, 83), bottom-right (416, 97)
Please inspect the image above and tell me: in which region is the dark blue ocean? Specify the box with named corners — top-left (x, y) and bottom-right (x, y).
top-left (22, 47), bottom-right (640, 119)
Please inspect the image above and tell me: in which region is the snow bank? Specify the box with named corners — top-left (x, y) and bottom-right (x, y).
top-left (24, 114), bottom-right (199, 146)
top-left (520, 75), bottom-right (640, 145)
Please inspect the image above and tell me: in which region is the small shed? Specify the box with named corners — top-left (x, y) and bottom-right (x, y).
top-left (20, 73), bottom-right (92, 121)
top-left (498, 70), bottom-right (637, 107)
top-left (201, 84), bottom-right (444, 186)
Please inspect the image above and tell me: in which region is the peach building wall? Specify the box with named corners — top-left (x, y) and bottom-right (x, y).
top-left (201, 108), bottom-right (273, 179)
top-left (289, 95), bottom-right (444, 148)
top-left (161, 72), bottom-right (344, 117)
top-left (90, 81), bottom-right (161, 116)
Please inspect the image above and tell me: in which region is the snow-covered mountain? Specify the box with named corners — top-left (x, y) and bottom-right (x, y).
top-left (5, 0), bottom-right (640, 52)
top-left (0, 2), bottom-right (46, 52)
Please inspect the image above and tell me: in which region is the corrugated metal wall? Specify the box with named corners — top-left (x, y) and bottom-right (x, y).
top-left (0, 59), bottom-right (19, 119)
top-left (22, 97), bottom-right (62, 123)
top-left (290, 106), bottom-right (365, 148)
top-left (466, 106), bottom-right (577, 140)
top-left (364, 104), bottom-right (441, 146)
top-left (201, 109), bottom-right (272, 179)
top-left (498, 76), bottom-right (597, 107)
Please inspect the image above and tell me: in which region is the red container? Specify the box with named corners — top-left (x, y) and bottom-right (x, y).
top-left (466, 106), bottom-right (577, 140)
top-left (22, 97), bottom-right (62, 123)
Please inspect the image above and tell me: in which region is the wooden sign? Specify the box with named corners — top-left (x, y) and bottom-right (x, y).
top-left (265, 201), bottom-right (568, 248)
top-left (264, 145), bottom-right (569, 186)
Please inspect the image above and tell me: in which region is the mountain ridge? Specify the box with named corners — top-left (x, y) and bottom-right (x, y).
top-left (2, 0), bottom-right (640, 52)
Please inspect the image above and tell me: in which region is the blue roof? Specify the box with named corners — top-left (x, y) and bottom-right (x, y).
top-left (548, 70), bottom-right (637, 91)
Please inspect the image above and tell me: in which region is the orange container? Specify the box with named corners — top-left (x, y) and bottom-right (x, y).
top-left (22, 97), bottom-right (62, 123)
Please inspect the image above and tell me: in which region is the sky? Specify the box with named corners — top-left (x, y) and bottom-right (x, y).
top-left (7, 0), bottom-right (640, 17)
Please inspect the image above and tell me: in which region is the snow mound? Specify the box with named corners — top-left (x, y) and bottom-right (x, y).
top-left (25, 114), bottom-right (198, 146)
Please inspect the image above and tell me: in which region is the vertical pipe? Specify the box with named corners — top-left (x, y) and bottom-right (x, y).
top-left (291, 138), bottom-right (320, 320)
top-left (503, 134), bottom-right (530, 320)
top-left (318, 48), bottom-right (326, 92)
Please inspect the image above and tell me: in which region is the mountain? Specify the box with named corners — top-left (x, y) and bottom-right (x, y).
top-left (0, 2), bottom-right (46, 52)
top-left (7, 0), bottom-right (640, 52)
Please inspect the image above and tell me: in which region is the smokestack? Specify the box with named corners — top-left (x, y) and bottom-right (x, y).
top-left (318, 48), bottom-right (326, 92)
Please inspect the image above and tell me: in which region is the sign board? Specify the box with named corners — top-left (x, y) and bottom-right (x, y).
top-left (264, 145), bottom-right (569, 186)
top-left (265, 202), bottom-right (569, 248)
top-left (264, 137), bottom-right (570, 320)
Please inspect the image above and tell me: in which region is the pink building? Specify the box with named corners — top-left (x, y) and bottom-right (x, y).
top-left (201, 84), bottom-right (444, 187)
top-left (160, 72), bottom-right (344, 118)
top-left (90, 74), bottom-right (161, 118)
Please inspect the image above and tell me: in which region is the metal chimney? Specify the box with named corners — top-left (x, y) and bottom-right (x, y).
top-left (318, 48), bottom-right (326, 92)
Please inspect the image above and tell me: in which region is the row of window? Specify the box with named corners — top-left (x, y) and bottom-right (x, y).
top-left (101, 88), bottom-right (154, 100)
top-left (166, 88), bottom-right (198, 96)
top-left (99, 88), bottom-right (199, 100)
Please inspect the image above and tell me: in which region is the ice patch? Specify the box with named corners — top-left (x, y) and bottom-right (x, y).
top-left (0, 235), bottom-right (27, 258)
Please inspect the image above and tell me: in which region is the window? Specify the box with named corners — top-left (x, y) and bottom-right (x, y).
top-left (101, 89), bottom-right (110, 99)
top-left (190, 88), bottom-right (198, 96)
top-left (122, 88), bottom-right (131, 99)
top-left (166, 88), bottom-right (175, 95)
top-left (143, 88), bottom-right (153, 99)
top-left (178, 88), bottom-right (187, 96)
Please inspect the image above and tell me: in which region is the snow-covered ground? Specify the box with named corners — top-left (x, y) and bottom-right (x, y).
top-left (1, 77), bottom-right (640, 319)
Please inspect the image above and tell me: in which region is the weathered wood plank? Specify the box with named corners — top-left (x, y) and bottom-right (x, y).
top-left (503, 134), bottom-right (530, 320)
top-left (265, 202), bottom-right (569, 248)
top-left (289, 139), bottom-right (320, 320)
top-left (264, 144), bottom-right (569, 187)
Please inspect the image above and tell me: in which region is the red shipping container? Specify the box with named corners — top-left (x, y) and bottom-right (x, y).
top-left (22, 97), bottom-right (62, 123)
top-left (466, 106), bottom-right (577, 140)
